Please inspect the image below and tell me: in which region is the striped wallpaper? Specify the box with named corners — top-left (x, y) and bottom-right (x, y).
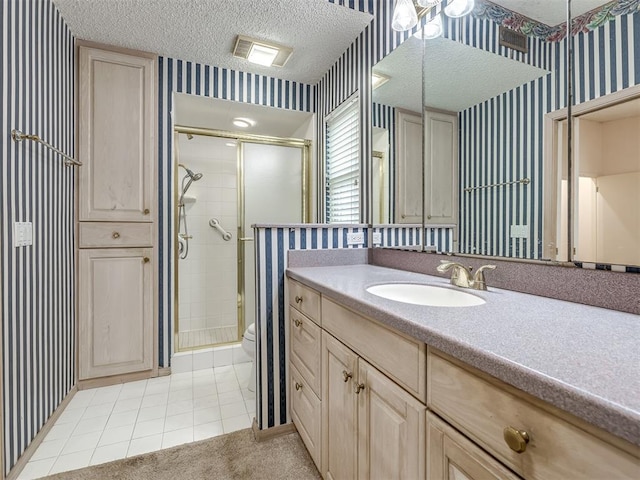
top-left (254, 225), bottom-right (368, 429)
top-left (458, 10), bottom-right (639, 258)
top-left (372, 102), bottom-right (396, 221)
top-left (157, 59), bottom-right (316, 368)
top-left (1, 0), bottom-right (75, 474)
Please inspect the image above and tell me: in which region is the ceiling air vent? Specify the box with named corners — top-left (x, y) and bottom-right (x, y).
top-left (499, 26), bottom-right (528, 54)
top-left (232, 35), bottom-right (293, 68)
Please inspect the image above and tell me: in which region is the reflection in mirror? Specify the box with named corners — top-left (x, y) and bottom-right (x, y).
top-left (565, 93), bottom-right (640, 267)
top-left (371, 36), bottom-right (424, 249)
top-left (423, 31), bottom-right (548, 257)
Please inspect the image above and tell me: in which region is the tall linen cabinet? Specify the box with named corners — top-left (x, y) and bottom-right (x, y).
top-left (77, 42), bottom-right (157, 384)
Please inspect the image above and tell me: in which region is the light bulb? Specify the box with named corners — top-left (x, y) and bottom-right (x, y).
top-left (392, 0), bottom-right (418, 32)
top-left (417, 0), bottom-right (443, 7)
top-left (422, 14), bottom-right (443, 39)
top-left (444, 0), bottom-right (475, 18)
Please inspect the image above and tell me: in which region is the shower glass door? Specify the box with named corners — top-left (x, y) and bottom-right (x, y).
top-left (241, 142), bottom-right (305, 333)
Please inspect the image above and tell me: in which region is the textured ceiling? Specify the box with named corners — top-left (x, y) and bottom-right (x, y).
top-left (493, 0), bottom-right (611, 26)
top-left (373, 36), bottom-right (549, 113)
top-left (52, 0), bottom-right (372, 84)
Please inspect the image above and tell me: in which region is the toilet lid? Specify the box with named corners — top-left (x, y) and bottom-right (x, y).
top-left (244, 323), bottom-right (255, 341)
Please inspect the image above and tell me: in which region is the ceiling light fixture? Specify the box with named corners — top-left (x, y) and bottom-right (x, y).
top-left (444, 0), bottom-right (475, 18)
top-left (232, 35), bottom-right (293, 68)
top-left (372, 72), bottom-right (391, 90)
top-left (393, 0), bottom-right (474, 33)
top-left (232, 117), bottom-right (254, 128)
top-left (392, 0), bottom-right (419, 32)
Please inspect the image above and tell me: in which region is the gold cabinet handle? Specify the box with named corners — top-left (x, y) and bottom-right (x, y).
top-left (503, 426), bottom-right (530, 454)
top-left (143, 208), bottom-right (150, 215)
top-left (294, 382), bottom-right (302, 391)
top-left (355, 382), bottom-right (365, 394)
top-left (342, 370), bottom-right (353, 383)
top-left (295, 295), bottom-right (303, 304)
top-left (112, 232), bottom-right (120, 239)
top-left (293, 318), bottom-right (302, 327)
top-left (143, 257), bottom-right (150, 263)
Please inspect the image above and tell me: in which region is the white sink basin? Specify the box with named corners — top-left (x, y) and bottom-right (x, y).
top-left (366, 283), bottom-right (485, 307)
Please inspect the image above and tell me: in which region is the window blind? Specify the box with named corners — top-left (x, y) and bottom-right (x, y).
top-left (326, 99), bottom-right (359, 223)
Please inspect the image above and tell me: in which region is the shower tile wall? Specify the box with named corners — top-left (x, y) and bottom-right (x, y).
top-left (178, 141), bottom-right (238, 348)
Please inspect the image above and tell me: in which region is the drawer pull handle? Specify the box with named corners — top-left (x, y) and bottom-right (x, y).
top-left (342, 370), bottom-right (353, 383)
top-left (355, 382), bottom-right (365, 394)
top-left (143, 257), bottom-right (150, 263)
top-left (503, 426), bottom-right (530, 454)
top-left (295, 295), bottom-right (303, 304)
top-left (143, 208), bottom-right (150, 215)
top-left (293, 318), bottom-right (302, 327)
top-left (112, 232), bottom-right (120, 239)
top-left (294, 382), bottom-right (302, 391)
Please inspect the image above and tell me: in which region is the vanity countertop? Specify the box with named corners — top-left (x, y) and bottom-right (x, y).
top-left (286, 264), bottom-right (640, 446)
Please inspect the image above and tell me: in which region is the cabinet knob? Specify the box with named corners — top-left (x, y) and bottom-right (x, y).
top-left (112, 232), bottom-right (120, 239)
top-left (143, 257), bottom-right (150, 263)
top-left (342, 370), bottom-right (353, 383)
top-left (295, 295), bottom-right (303, 304)
top-left (143, 208), bottom-right (150, 215)
top-left (354, 382), bottom-right (365, 394)
top-left (503, 426), bottom-right (530, 454)
top-left (293, 318), bottom-right (302, 327)
top-left (294, 382), bottom-right (302, 391)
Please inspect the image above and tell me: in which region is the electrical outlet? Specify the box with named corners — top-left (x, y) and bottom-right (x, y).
top-left (372, 232), bottom-right (382, 244)
top-left (14, 222), bottom-right (33, 247)
top-left (510, 224), bottom-right (529, 239)
top-left (347, 232), bottom-right (365, 245)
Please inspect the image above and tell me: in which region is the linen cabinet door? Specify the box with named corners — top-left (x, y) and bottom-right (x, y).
top-left (357, 360), bottom-right (426, 480)
top-left (78, 45), bottom-right (155, 222)
top-left (322, 331), bottom-right (358, 480)
top-left (78, 248), bottom-right (153, 380)
top-left (427, 412), bottom-right (522, 480)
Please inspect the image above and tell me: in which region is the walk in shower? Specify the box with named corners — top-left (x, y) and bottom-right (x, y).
top-left (174, 129), bottom-right (310, 351)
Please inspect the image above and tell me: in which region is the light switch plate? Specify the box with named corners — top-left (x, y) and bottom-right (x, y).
top-left (14, 222), bottom-right (33, 247)
top-left (510, 224), bottom-right (529, 239)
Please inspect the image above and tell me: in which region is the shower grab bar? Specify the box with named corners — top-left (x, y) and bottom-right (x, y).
top-left (11, 129), bottom-right (82, 166)
top-left (209, 218), bottom-right (232, 241)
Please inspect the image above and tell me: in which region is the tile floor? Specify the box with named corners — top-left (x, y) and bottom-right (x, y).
top-left (18, 363), bottom-right (255, 480)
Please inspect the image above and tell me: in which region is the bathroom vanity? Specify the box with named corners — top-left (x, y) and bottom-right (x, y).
top-left (286, 265), bottom-right (639, 479)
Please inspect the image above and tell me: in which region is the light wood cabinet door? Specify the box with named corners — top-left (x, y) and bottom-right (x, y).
top-left (322, 331), bottom-right (358, 480)
top-left (79, 248), bottom-right (153, 380)
top-left (78, 45), bottom-right (155, 222)
top-left (424, 109), bottom-right (458, 226)
top-left (358, 360), bottom-right (426, 480)
top-left (427, 412), bottom-right (522, 480)
top-left (395, 109), bottom-right (423, 224)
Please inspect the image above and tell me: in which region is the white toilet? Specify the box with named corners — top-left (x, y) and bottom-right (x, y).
top-left (241, 323), bottom-right (256, 392)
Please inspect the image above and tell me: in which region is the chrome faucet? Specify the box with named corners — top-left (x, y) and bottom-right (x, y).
top-left (437, 260), bottom-right (496, 291)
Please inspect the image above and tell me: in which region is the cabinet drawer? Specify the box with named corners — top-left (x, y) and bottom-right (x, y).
top-left (288, 280), bottom-right (321, 325)
top-left (290, 307), bottom-right (321, 397)
top-left (428, 351), bottom-right (640, 480)
top-left (80, 222), bottom-right (153, 248)
top-left (322, 298), bottom-right (426, 401)
top-left (291, 364), bottom-right (321, 469)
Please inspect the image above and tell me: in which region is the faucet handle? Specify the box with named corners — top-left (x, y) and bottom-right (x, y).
top-left (472, 265), bottom-right (496, 291)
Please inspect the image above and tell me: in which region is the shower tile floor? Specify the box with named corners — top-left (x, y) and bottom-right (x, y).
top-left (178, 326), bottom-right (238, 349)
top-left (18, 363), bottom-right (255, 480)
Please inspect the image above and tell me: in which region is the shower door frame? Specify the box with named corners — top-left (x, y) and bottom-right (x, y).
top-left (173, 126), bottom-right (311, 352)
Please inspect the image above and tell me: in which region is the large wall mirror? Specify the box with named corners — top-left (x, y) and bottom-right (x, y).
top-left (405, 0), bottom-right (639, 270)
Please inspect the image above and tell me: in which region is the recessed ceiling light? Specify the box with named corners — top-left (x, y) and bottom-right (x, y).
top-left (232, 117), bottom-right (254, 128)
top-left (372, 72), bottom-right (390, 90)
top-left (232, 35), bottom-right (293, 68)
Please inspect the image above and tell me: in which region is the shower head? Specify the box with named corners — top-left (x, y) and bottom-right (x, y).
top-left (179, 164), bottom-right (203, 181)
